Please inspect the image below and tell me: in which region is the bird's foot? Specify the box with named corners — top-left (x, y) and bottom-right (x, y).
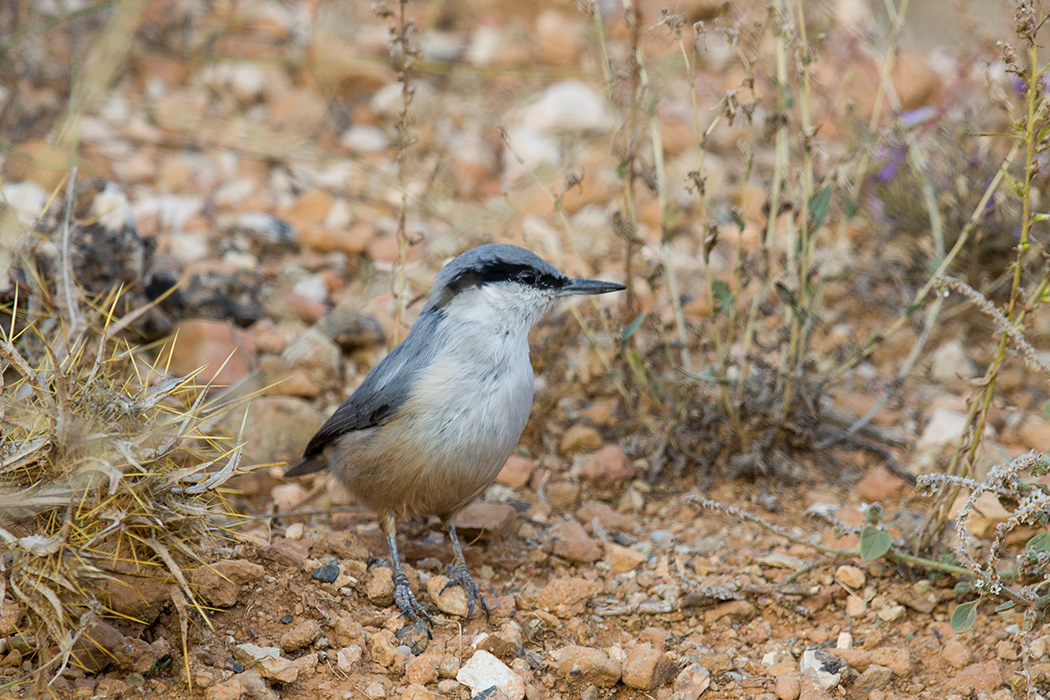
top-left (392, 569), bottom-right (432, 628)
top-left (442, 562), bottom-right (490, 622)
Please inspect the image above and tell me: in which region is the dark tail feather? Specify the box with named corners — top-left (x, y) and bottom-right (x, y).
top-left (284, 457), bottom-right (326, 477)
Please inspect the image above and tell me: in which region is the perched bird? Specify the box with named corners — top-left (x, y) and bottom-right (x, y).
top-left (285, 243), bottom-right (625, 624)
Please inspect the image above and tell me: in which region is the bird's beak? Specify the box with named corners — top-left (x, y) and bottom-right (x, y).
top-left (559, 277), bottom-right (627, 296)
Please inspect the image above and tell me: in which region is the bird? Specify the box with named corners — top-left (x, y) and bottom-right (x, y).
top-left (285, 243), bottom-right (625, 625)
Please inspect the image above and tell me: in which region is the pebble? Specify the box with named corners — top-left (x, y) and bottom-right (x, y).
top-left (311, 563), bottom-right (340, 583)
top-left (232, 644), bottom-right (298, 684)
top-left (845, 595), bottom-right (867, 617)
top-left (704, 600), bottom-right (756, 624)
top-left (944, 660), bottom-right (1003, 692)
top-left (496, 456), bottom-right (534, 489)
top-left (518, 80), bottom-right (614, 133)
top-left (258, 537), bottom-right (311, 568)
top-left (336, 645), bottom-right (362, 674)
top-left (576, 501), bottom-right (633, 531)
top-left (364, 566), bottom-right (395, 606)
top-left (774, 673), bottom-right (801, 700)
top-left (405, 652), bottom-right (439, 686)
top-left (854, 466), bottom-right (910, 503)
top-left (835, 565), bottom-right (866, 589)
top-left (621, 644), bottom-right (676, 690)
top-left (854, 664), bottom-right (893, 698)
top-left (366, 630), bottom-right (399, 668)
top-left (191, 560), bottom-right (264, 608)
top-left (799, 649), bottom-right (846, 690)
top-left (537, 577), bottom-right (601, 617)
top-left (915, 408), bottom-right (993, 452)
top-left (456, 650), bottom-right (525, 700)
top-left (278, 620), bottom-right (322, 652)
top-left (426, 575), bottom-right (470, 618)
top-left (400, 684), bottom-right (436, 700)
top-left (876, 604), bottom-right (905, 622)
top-left (606, 543), bottom-right (647, 574)
top-left (559, 424), bottom-right (602, 455)
top-left (164, 319), bottom-right (255, 388)
top-left (578, 444), bottom-right (635, 482)
top-left (673, 663), bottom-right (711, 699)
top-left (455, 502), bottom-right (518, 541)
top-left (550, 645), bottom-right (621, 687)
top-left (342, 124), bottom-right (389, 154)
top-left (930, 340), bottom-right (977, 384)
top-left (545, 481), bottom-right (581, 511)
top-left (1018, 414), bottom-right (1050, 451)
top-left (474, 622), bottom-right (523, 659)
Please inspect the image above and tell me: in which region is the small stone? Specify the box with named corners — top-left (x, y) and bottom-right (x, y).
top-left (363, 680), bottom-right (387, 698)
top-left (164, 319), bottom-right (255, 388)
top-left (518, 80), bottom-right (614, 133)
top-left (279, 620), bottom-right (322, 652)
top-left (1018, 414), bottom-right (1050, 451)
top-left (405, 653), bottom-right (439, 686)
top-left (426, 575), bottom-right (470, 618)
top-left (475, 621), bottom-right (523, 660)
top-left (336, 645), bottom-right (362, 674)
top-left (311, 563), bottom-right (340, 583)
top-left (576, 501), bottom-right (633, 531)
top-left (545, 481), bottom-right (581, 511)
top-left (930, 340), bottom-right (977, 384)
top-left (559, 423), bottom-right (602, 455)
top-left (366, 630), bottom-right (399, 668)
top-left (775, 673), bottom-right (801, 700)
top-left (834, 565), bottom-right (866, 589)
top-left (365, 566), bottom-right (395, 606)
top-left (997, 640), bottom-right (1018, 661)
top-left (233, 644), bottom-right (298, 684)
top-left (191, 560), bottom-right (264, 608)
top-left (673, 663), bottom-right (711, 699)
top-left (799, 649), bottom-right (846, 690)
top-left (456, 649), bottom-right (525, 700)
top-left (704, 600), bottom-right (756, 624)
top-left (341, 124), bottom-right (389, 154)
top-left (845, 595), bottom-right (867, 617)
top-left (944, 660), bottom-right (1003, 692)
top-left (259, 538), bottom-right (311, 568)
top-left (854, 466), bottom-right (910, 503)
top-left (553, 536), bottom-right (602, 564)
top-left (0, 602), bottom-right (22, 636)
top-left (621, 644), bottom-right (676, 690)
top-left (854, 664), bottom-right (893, 698)
top-left (578, 445), bottom-right (634, 482)
top-left (537, 577), bottom-right (601, 617)
top-left (607, 543), bottom-right (647, 574)
top-left (877, 605), bottom-right (905, 622)
top-left (400, 684), bottom-right (436, 700)
top-left (238, 396), bottom-right (325, 465)
top-left (395, 622), bottom-right (430, 655)
top-left (496, 456), bottom-right (534, 489)
top-left (455, 502), bottom-right (518, 541)
top-left (551, 645), bottom-right (621, 687)
top-left (916, 408), bottom-right (993, 452)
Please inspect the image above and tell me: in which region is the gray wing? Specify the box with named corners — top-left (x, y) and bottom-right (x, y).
top-left (284, 315), bottom-right (438, 476)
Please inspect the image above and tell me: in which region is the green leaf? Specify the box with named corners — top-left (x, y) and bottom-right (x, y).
top-left (621, 312), bottom-right (646, 340)
top-left (994, 601), bottom-right (1016, 613)
top-left (1041, 399), bottom-right (1050, 419)
top-left (729, 209), bottom-right (746, 233)
top-left (858, 526), bottom-right (892, 561)
top-left (951, 600), bottom-right (979, 633)
top-left (1028, 531), bottom-right (1050, 552)
top-left (809, 185), bottom-right (832, 231)
top-left (711, 280), bottom-right (733, 315)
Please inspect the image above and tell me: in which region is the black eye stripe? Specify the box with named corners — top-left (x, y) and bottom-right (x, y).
top-left (447, 261), bottom-right (564, 293)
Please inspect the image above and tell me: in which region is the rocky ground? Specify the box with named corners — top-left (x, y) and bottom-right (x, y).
top-left (2, 0), bottom-right (1049, 698)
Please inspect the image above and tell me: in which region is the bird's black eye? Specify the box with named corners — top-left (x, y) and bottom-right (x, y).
top-left (518, 270), bottom-right (537, 285)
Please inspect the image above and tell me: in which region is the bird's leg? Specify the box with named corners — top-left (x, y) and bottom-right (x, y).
top-left (442, 522), bottom-right (490, 621)
top-left (378, 512), bottom-right (431, 627)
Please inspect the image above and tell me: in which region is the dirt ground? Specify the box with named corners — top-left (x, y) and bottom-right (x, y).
top-left (2, 0), bottom-right (1049, 698)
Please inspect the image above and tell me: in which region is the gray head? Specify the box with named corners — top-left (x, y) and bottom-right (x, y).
top-left (422, 243), bottom-right (625, 334)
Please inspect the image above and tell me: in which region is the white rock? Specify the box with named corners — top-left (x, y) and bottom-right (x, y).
top-left (456, 649), bottom-right (525, 700)
top-left (369, 81), bottom-right (435, 119)
top-left (233, 643), bottom-right (298, 684)
top-left (915, 408), bottom-right (995, 452)
top-left (466, 25), bottom-right (503, 66)
top-left (199, 62), bottom-right (267, 102)
top-left (341, 125), bottom-right (388, 154)
top-left (215, 178), bottom-right (257, 208)
top-left (168, 232), bottom-right (210, 263)
top-left (1, 181), bottom-right (48, 225)
top-left (133, 194), bottom-right (204, 233)
top-left (91, 182), bottom-right (134, 232)
top-left (517, 80), bottom-right (613, 133)
top-left (501, 126), bottom-right (559, 182)
top-left (930, 340), bottom-right (977, 384)
top-left (292, 274), bottom-right (329, 303)
top-left (336, 645), bottom-right (362, 674)
top-left (323, 198), bottom-right (353, 229)
top-left (799, 649), bottom-right (844, 690)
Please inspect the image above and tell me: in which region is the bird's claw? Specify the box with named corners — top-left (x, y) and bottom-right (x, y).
top-left (441, 563), bottom-right (490, 622)
top-left (392, 569), bottom-right (433, 629)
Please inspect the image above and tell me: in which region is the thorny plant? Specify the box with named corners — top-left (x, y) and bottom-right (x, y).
top-left (0, 174), bottom-right (252, 693)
